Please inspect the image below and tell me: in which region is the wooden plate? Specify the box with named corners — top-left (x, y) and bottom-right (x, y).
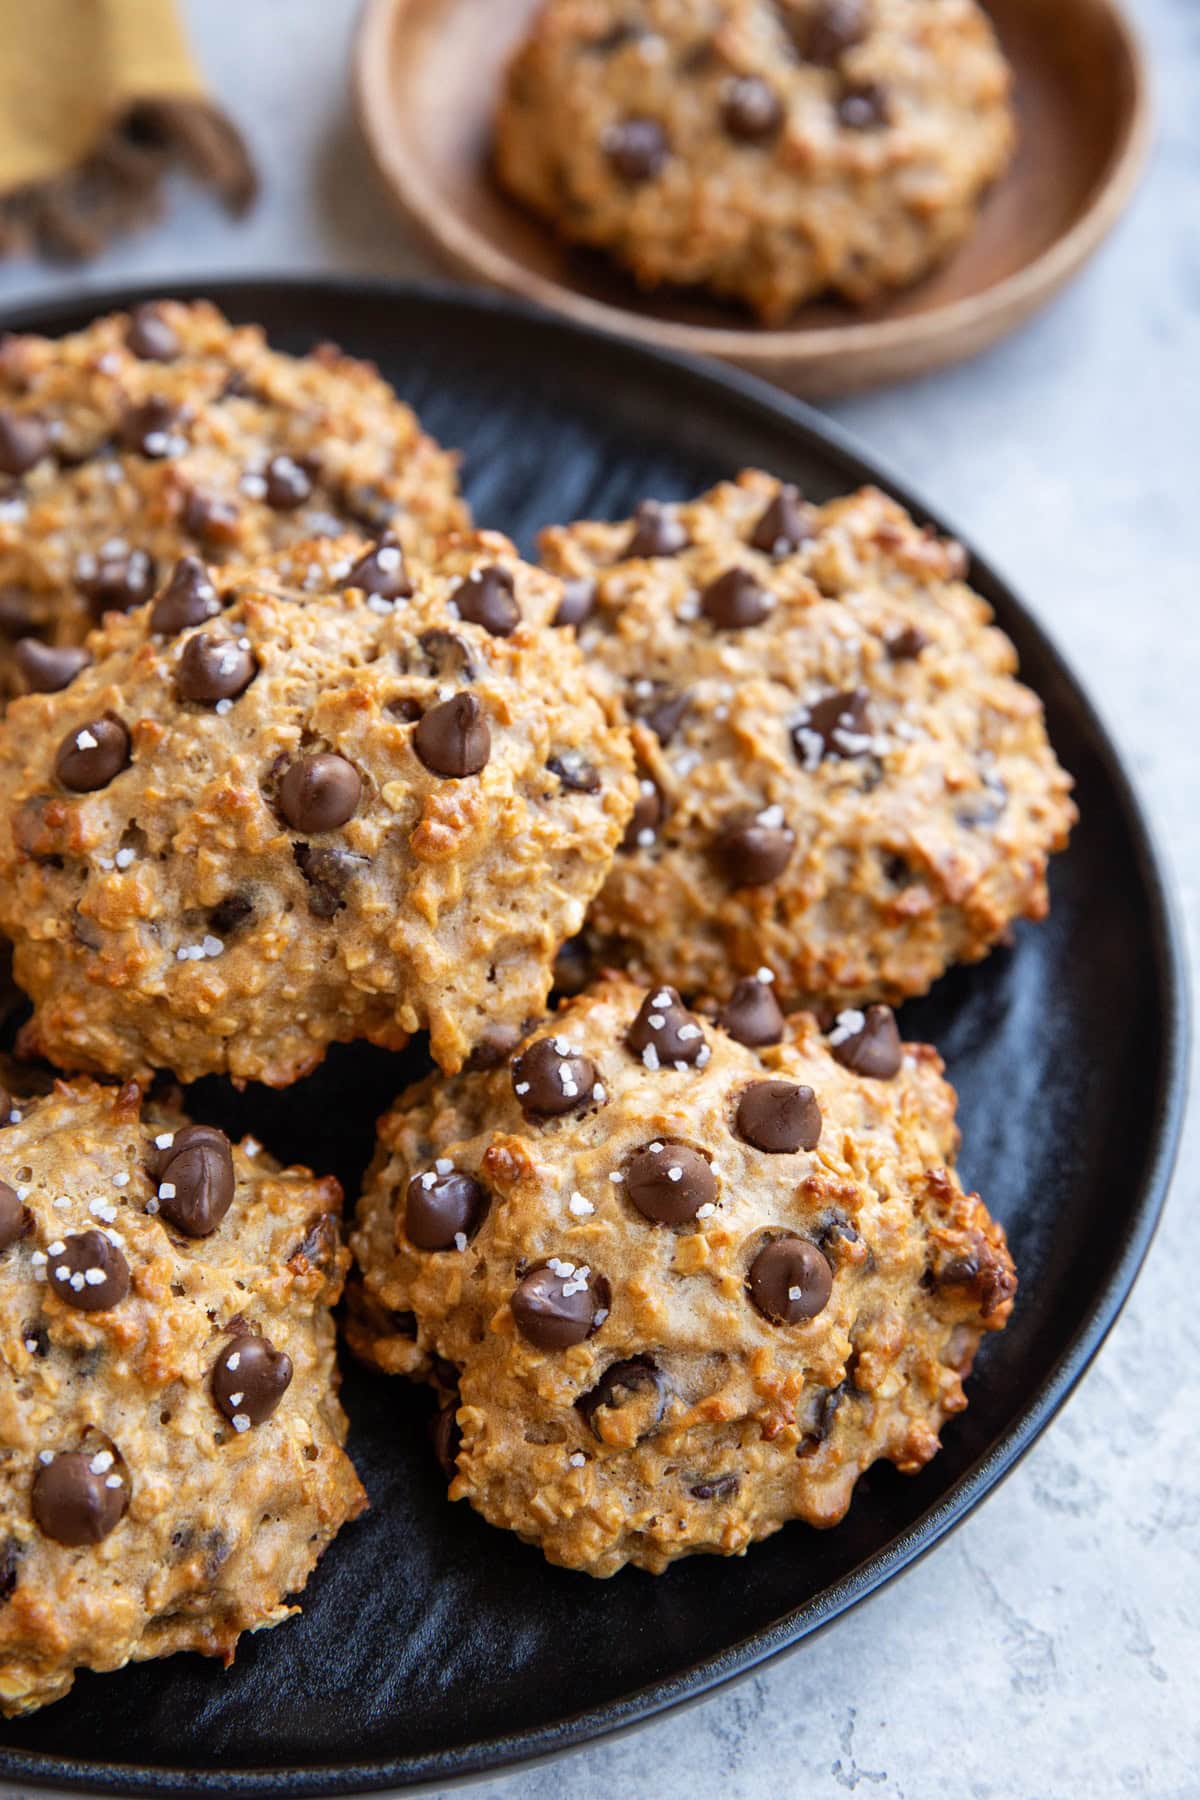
top-left (354, 0), bottom-right (1151, 395)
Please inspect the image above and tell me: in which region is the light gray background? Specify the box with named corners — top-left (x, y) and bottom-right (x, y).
top-left (1, 2), bottom-right (1197, 1796)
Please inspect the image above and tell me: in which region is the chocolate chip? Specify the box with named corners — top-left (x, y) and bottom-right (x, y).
top-left (625, 500), bottom-right (689, 559)
top-left (32, 1450), bottom-right (129, 1545)
top-left (512, 1036), bottom-right (601, 1117)
top-left (713, 810), bottom-right (795, 885)
top-left (156, 1125), bottom-right (235, 1237)
top-left (736, 1080), bottom-right (822, 1153)
top-left (263, 455), bottom-right (314, 509)
top-left (750, 485), bottom-right (814, 556)
top-left (0, 589), bottom-right (32, 634)
top-left (604, 117), bottom-right (669, 182)
top-left (689, 1472), bottom-right (740, 1500)
top-left (791, 687), bottom-right (871, 767)
top-left (838, 82), bottom-right (889, 129)
top-left (630, 683), bottom-right (690, 744)
top-left (55, 717), bottom-right (130, 792)
top-left (293, 844), bottom-right (365, 917)
top-left (511, 1262), bottom-right (610, 1349)
top-left (126, 303), bottom-right (181, 361)
top-left (208, 893), bottom-right (254, 937)
top-left (416, 628), bottom-right (475, 681)
top-left (289, 1211), bottom-right (339, 1274)
top-left (0, 1181), bottom-right (28, 1253)
top-left (345, 536), bottom-right (412, 601)
top-left (465, 1023), bottom-right (524, 1070)
top-left (627, 986), bottom-right (708, 1068)
top-left (586, 21), bottom-right (645, 52)
top-left (747, 1236), bottom-right (832, 1322)
top-left (622, 778), bottom-right (663, 850)
top-left (886, 624), bottom-right (929, 661)
top-left (554, 578), bottom-right (596, 627)
top-left (548, 751), bottom-right (600, 794)
top-left (15, 638), bottom-right (90, 692)
top-left (700, 566), bottom-right (773, 629)
top-left (76, 547), bottom-right (156, 617)
top-left (341, 480), bottom-right (394, 532)
top-left (0, 410), bottom-right (49, 477)
top-left (176, 632), bottom-right (256, 704)
top-left (431, 1403), bottom-right (461, 1478)
top-left (829, 1004), bottom-right (902, 1078)
top-left (212, 1333), bottom-right (293, 1429)
top-left (625, 1141), bottom-right (716, 1225)
top-left (552, 937), bottom-right (591, 997)
top-left (149, 557), bottom-right (221, 634)
top-left (119, 396), bottom-right (184, 457)
top-left (956, 773), bottom-right (1008, 828)
top-left (414, 692), bottom-right (491, 777)
top-left (719, 975), bottom-right (785, 1046)
top-left (278, 754), bottom-right (361, 833)
top-left (183, 489), bottom-right (240, 543)
top-left (722, 75), bottom-right (784, 141)
top-left (452, 564), bottom-right (520, 637)
top-left (577, 1356), bottom-right (667, 1441)
top-left (0, 1539), bottom-right (16, 1601)
top-left (47, 1229), bottom-right (130, 1312)
top-left (794, 0), bottom-right (867, 64)
top-left (405, 1168), bottom-right (488, 1251)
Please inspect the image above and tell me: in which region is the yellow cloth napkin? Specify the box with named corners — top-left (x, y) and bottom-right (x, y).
top-left (0, 0), bottom-right (256, 259)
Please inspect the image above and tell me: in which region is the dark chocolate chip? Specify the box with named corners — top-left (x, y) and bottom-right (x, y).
top-left (341, 480), bottom-right (395, 532)
top-left (627, 986), bottom-right (707, 1068)
top-left (750, 484), bottom-right (814, 556)
top-left (795, 0), bottom-right (867, 64)
top-left (512, 1035), bottom-right (601, 1117)
top-left (431, 1402), bottom-right (462, 1478)
top-left (722, 75), bottom-right (784, 141)
top-left (586, 21), bottom-right (645, 52)
top-left (625, 500), bottom-right (689, 559)
top-left (416, 628), bottom-right (475, 681)
top-left (47, 1229), bottom-right (130, 1312)
top-left (156, 1125), bottom-right (235, 1237)
top-left (278, 754), bottom-right (361, 833)
top-left (700, 566), bottom-right (773, 628)
top-left (0, 1539), bottom-right (16, 1601)
top-left (554, 577), bottom-right (596, 628)
top-left (288, 1211), bottom-right (339, 1273)
top-left (956, 773), bottom-right (1008, 828)
top-left (552, 937), bottom-right (591, 998)
top-left (713, 810), bottom-right (795, 885)
top-left (212, 1334), bottom-right (293, 1429)
top-left (604, 117), bottom-right (669, 182)
top-left (624, 1141), bottom-right (716, 1225)
top-left (119, 396), bottom-right (184, 457)
top-left (622, 778), bottom-right (663, 850)
top-left (630, 683), bottom-right (690, 744)
top-left (452, 564), bottom-right (520, 637)
top-left (149, 557), bottom-right (221, 634)
top-left (183, 489), bottom-right (240, 542)
top-left (413, 692), bottom-right (490, 777)
top-left (32, 1450), bottom-right (129, 1545)
top-left (55, 717), bottom-right (130, 792)
top-left (0, 410), bottom-right (50, 477)
top-left (829, 1004), bottom-right (902, 1078)
top-left (405, 1168), bottom-right (488, 1251)
top-left (208, 893), bottom-right (254, 937)
top-left (76, 547), bottom-right (156, 617)
top-left (262, 454), bottom-right (314, 509)
top-left (736, 1080), bottom-right (822, 1153)
top-left (293, 843), bottom-right (365, 917)
top-left (176, 632), bottom-right (256, 704)
top-left (511, 1262), bottom-right (610, 1348)
top-left (14, 638), bottom-right (90, 692)
top-left (0, 1180), bottom-right (28, 1253)
top-left (345, 536), bottom-right (412, 601)
top-left (791, 687), bottom-right (871, 766)
top-left (689, 1472), bottom-right (740, 1501)
top-left (719, 975), bottom-right (785, 1046)
top-left (837, 82), bottom-right (890, 129)
top-left (126, 304), bottom-right (181, 361)
top-left (0, 588), bottom-right (32, 634)
top-left (548, 751), bottom-right (600, 794)
top-left (464, 1023), bottom-right (524, 1070)
top-left (577, 1355), bottom-right (667, 1441)
top-left (886, 624), bottom-right (929, 661)
top-left (748, 1236), bottom-right (833, 1322)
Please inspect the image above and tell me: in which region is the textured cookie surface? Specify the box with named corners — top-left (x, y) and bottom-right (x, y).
top-left (0, 1077), bottom-right (365, 1716)
top-left (0, 533), bottom-right (635, 1085)
top-left (541, 472), bottom-right (1075, 1011)
top-left (495, 0), bottom-right (1015, 320)
top-left (0, 299), bottom-right (467, 695)
top-left (348, 975), bottom-right (1015, 1576)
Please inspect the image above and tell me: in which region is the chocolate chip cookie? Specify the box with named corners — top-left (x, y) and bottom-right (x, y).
top-left (494, 0), bottom-right (1015, 320)
top-left (347, 975), bottom-right (1015, 1575)
top-left (540, 471), bottom-right (1075, 1012)
top-left (0, 1076), bottom-right (365, 1715)
top-left (0, 299), bottom-right (468, 697)
top-left (0, 533), bottom-right (636, 1085)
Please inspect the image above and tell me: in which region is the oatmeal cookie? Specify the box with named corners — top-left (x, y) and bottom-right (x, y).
top-left (0, 299), bottom-right (467, 697)
top-left (541, 472), bottom-right (1075, 1011)
top-left (495, 0), bottom-right (1015, 320)
top-left (347, 974), bottom-right (1015, 1576)
top-left (0, 1076), bottom-right (365, 1715)
top-left (0, 533), bottom-right (636, 1085)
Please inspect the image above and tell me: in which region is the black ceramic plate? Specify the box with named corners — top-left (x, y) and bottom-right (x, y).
top-left (0, 280), bottom-right (1187, 1798)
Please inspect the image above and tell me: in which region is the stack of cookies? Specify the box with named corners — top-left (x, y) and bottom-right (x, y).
top-left (0, 298), bottom-right (1074, 1716)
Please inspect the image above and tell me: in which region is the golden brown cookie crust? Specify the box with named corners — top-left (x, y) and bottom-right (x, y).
top-left (0, 1077), bottom-right (365, 1716)
top-left (0, 299), bottom-right (468, 692)
top-left (348, 975), bottom-right (1015, 1576)
top-left (540, 471), bottom-right (1075, 1011)
top-left (0, 533), bottom-right (636, 1085)
top-left (495, 0), bottom-right (1015, 320)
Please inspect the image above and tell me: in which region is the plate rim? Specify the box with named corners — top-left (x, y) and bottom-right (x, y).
top-left (0, 274), bottom-right (1188, 1799)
